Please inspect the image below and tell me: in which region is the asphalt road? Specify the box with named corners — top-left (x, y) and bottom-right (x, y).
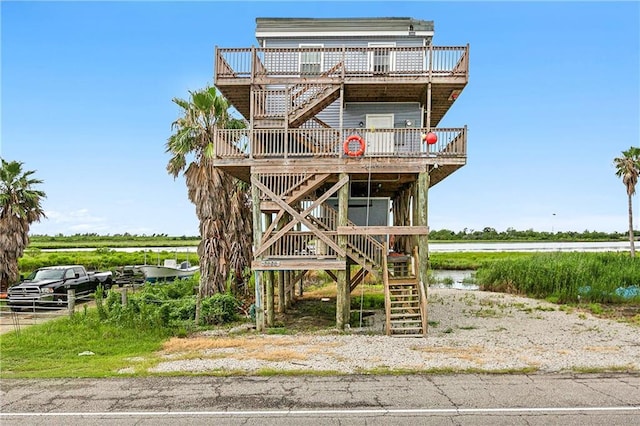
top-left (1, 374), bottom-right (638, 425)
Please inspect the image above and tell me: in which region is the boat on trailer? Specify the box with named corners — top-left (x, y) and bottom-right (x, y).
top-left (137, 259), bottom-right (199, 282)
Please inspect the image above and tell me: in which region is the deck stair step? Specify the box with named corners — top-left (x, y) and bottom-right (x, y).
top-left (289, 85), bottom-right (340, 128)
top-left (384, 251), bottom-right (427, 337)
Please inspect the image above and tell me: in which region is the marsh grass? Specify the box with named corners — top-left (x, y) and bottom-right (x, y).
top-left (29, 235), bottom-right (199, 250)
top-left (19, 249), bottom-right (198, 275)
top-left (475, 252), bottom-right (640, 304)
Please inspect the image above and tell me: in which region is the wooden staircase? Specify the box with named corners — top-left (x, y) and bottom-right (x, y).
top-left (384, 248), bottom-right (428, 337)
top-left (289, 84), bottom-right (340, 128)
top-left (305, 202), bottom-right (384, 285)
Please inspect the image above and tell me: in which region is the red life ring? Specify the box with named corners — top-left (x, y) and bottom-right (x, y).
top-left (343, 135), bottom-right (365, 157)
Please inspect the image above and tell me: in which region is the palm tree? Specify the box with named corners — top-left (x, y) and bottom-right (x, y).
top-left (166, 86), bottom-right (251, 309)
top-left (614, 146), bottom-right (640, 257)
top-left (0, 159), bottom-right (46, 292)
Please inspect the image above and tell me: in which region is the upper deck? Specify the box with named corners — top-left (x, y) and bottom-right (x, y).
top-left (215, 45), bottom-right (469, 125)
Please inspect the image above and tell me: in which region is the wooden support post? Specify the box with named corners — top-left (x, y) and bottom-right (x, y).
top-left (276, 271), bottom-right (283, 313)
top-left (297, 271), bottom-right (304, 297)
top-left (283, 271), bottom-right (290, 308)
top-left (336, 172), bottom-right (350, 330)
top-left (417, 170), bottom-right (430, 312)
top-left (121, 287), bottom-right (128, 307)
top-left (265, 271), bottom-right (274, 327)
top-left (288, 271), bottom-right (295, 307)
top-left (264, 214), bottom-right (274, 327)
top-left (67, 289), bottom-right (75, 316)
top-left (251, 181), bottom-right (264, 332)
top-left (277, 214), bottom-right (287, 314)
top-left (426, 82), bottom-right (432, 155)
top-left (412, 182), bottom-right (419, 251)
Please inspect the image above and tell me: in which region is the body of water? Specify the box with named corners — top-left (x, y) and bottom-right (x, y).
top-left (429, 241), bottom-right (632, 252)
top-left (40, 241), bottom-right (632, 253)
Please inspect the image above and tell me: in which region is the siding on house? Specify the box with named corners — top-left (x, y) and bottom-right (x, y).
top-left (344, 102), bottom-right (421, 128)
top-left (262, 38), bottom-right (427, 48)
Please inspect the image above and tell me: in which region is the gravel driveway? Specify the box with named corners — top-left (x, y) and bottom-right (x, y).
top-left (144, 288), bottom-right (640, 375)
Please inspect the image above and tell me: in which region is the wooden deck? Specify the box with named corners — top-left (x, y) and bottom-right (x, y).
top-left (215, 45), bottom-right (469, 126)
top-left (212, 126), bottom-right (466, 190)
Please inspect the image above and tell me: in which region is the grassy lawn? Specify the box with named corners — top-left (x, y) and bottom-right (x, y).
top-left (0, 310), bottom-right (171, 378)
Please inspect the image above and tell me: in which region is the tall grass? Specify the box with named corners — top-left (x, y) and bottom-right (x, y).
top-left (475, 252), bottom-right (640, 303)
top-left (429, 252), bottom-right (535, 270)
top-left (29, 235), bottom-right (199, 249)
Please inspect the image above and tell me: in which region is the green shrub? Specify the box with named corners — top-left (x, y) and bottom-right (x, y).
top-left (351, 293), bottom-right (385, 310)
top-left (201, 293), bottom-right (240, 325)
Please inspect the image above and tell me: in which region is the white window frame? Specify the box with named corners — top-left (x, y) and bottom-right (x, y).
top-left (298, 43), bottom-right (324, 76)
top-left (368, 42), bottom-right (396, 74)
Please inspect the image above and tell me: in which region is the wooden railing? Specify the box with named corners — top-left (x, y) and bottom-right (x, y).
top-left (260, 231), bottom-right (338, 258)
top-left (413, 246), bottom-right (428, 336)
top-left (215, 45), bottom-right (469, 82)
top-left (214, 127), bottom-right (467, 159)
top-left (383, 242), bottom-right (392, 336)
top-left (257, 173), bottom-right (310, 199)
top-left (306, 202), bottom-right (384, 269)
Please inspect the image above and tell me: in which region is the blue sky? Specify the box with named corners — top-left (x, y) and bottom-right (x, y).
top-left (1, 1), bottom-right (639, 236)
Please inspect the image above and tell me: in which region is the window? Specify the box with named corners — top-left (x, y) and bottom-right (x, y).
top-left (299, 44), bottom-right (323, 76)
top-left (369, 43), bottom-right (395, 74)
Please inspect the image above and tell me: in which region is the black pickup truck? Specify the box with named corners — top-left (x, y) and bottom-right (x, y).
top-left (7, 265), bottom-right (113, 311)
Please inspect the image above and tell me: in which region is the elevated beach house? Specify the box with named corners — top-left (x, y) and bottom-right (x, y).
top-left (214, 17), bottom-right (469, 336)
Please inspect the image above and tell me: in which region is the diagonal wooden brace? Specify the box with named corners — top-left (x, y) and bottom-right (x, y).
top-left (252, 175), bottom-right (348, 258)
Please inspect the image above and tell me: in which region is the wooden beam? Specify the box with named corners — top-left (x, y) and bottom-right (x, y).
top-left (337, 226), bottom-right (429, 235)
top-left (325, 270), bottom-right (338, 282)
top-left (252, 259), bottom-right (346, 271)
top-left (417, 171), bottom-right (430, 295)
top-left (336, 172), bottom-right (350, 330)
top-left (251, 181), bottom-right (264, 332)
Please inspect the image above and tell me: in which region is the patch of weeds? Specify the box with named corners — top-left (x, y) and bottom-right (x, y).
top-left (545, 295), bottom-right (560, 304)
top-left (461, 293), bottom-right (477, 306)
top-left (587, 303), bottom-right (604, 315)
top-left (571, 365), bottom-right (633, 374)
top-left (419, 366), bottom-right (539, 375)
top-left (489, 326), bottom-right (508, 332)
top-left (443, 327), bottom-right (454, 334)
top-left (441, 277), bottom-right (455, 287)
top-left (457, 325), bottom-right (478, 330)
top-left (427, 321), bottom-right (440, 328)
top-left (535, 305), bottom-right (556, 312)
top-left (257, 369), bottom-right (343, 376)
top-left (474, 308), bottom-right (499, 318)
top-left (559, 305), bottom-right (574, 314)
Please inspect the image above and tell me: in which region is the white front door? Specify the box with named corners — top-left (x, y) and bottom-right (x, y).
top-left (366, 114), bottom-right (394, 155)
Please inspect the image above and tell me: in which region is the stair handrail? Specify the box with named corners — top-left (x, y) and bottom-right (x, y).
top-left (413, 245), bottom-right (428, 336)
top-left (383, 241), bottom-right (392, 336)
top-left (309, 202), bottom-right (384, 270)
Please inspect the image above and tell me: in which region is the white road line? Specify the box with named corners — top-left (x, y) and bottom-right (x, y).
top-left (2, 406), bottom-right (639, 417)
